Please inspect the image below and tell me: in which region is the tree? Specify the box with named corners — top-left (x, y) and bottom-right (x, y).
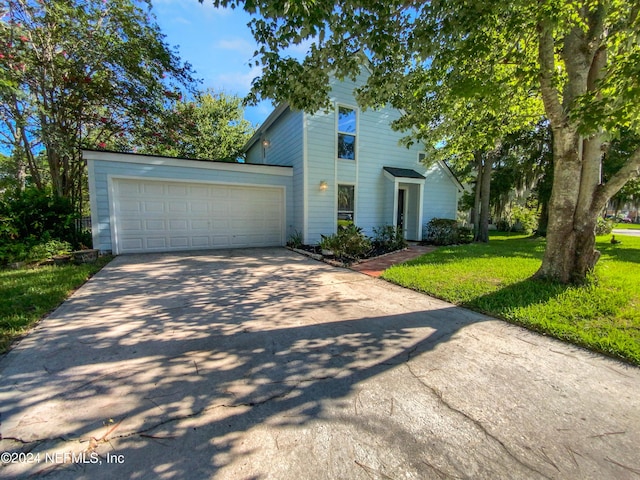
top-left (203, 0), bottom-right (640, 283)
top-left (0, 0), bottom-right (195, 209)
top-left (603, 130), bottom-right (640, 221)
top-left (489, 122), bottom-right (554, 234)
top-left (128, 90), bottom-right (254, 161)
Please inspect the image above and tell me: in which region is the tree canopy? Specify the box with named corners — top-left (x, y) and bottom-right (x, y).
top-left (0, 0), bottom-right (196, 207)
top-left (204, 0), bottom-right (640, 283)
top-left (125, 90), bottom-right (254, 161)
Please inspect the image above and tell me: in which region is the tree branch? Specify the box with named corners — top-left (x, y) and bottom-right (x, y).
top-left (537, 21), bottom-right (564, 129)
top-left (593, 147), bottom-right (640, 212)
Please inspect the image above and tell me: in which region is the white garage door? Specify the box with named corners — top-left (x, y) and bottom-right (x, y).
top-left (112, 178), bottom-right (284, 254)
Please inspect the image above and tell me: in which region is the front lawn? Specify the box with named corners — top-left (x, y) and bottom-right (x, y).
top-left (0, 257), bottom-right (111, 353)
top-left (615, 222), bottom-right (640, 230)
top-left (382, 233), bottom-right (640, 365)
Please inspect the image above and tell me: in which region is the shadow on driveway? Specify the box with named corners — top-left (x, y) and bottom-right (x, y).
top-left (1, 248), bottom-right (639, 479)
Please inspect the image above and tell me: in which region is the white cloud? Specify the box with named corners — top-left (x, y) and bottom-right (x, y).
top-left (215, 38), bottom-right (255, 55)
top-left (212, 65), bottom-right (263, 95)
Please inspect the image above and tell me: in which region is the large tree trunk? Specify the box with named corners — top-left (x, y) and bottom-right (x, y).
top-left (535, 129), bottom-right (601, 282)
top-left (473, 151), bottom-right (492, 243)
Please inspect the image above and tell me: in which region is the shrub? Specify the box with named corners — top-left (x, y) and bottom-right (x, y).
top-left (596, 217), bottom-right (615, 235)
top-left (511, 205), bottom-right (538, 235)
top-left (0, 187), bottom-right (91, 266)
top-left (287, 230), bottom-right (303, 249)
top-left (424, 218), bottom-right (472, 246)
top-left (319, 224), bottom-right (372, 263)
top-left (495, 219), bottom-right (511, 232)
top-left (28, 239), bottom-right (73, 262)
top-left (372, 225), bottom-right (407, 253)
top-left (0, 187), bottom-right (78, 242)
top-left (0, 242), bottom-right (29, 266)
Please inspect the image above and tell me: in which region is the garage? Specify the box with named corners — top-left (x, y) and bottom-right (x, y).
top-left (85, 150), bottom-right (293, 255)
top-left (113, 178), bottom-right (284, 254)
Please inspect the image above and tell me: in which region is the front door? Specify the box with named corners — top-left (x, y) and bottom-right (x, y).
top-left (396, 188), bottom-right (406, 233)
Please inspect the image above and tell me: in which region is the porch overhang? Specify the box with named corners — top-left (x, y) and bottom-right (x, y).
top-left (383, 166), bottom-right (426, 184)
top-left (383, 167), bottom-right (425, 241)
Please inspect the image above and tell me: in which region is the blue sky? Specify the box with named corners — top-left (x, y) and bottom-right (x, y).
top-left (151, 1), bottom-right (284, 127)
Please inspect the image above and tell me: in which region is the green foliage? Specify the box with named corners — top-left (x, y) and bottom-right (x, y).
top-left (319, 224), bottom-right (372, 263)
top-left (0, 187), bottom-right (87, 265)
top-left (131, 90), bottom-right (254, 161)
top-left (424, 218), bottom-right (472, 246)
top-left (0, 187), bottom-right (77, 241)
top-left (498, 204), bottom-right (539, 235)
top-left (596, 218), bottom-right (615, 236)
top-left (286, 230), bottom-right (304, 249)
top-left (382, 233), bottom-right (640, 365)
top-left (371, 225), bottom-right (407, 253)
top-left (27, 240), bottom-right (72, 262)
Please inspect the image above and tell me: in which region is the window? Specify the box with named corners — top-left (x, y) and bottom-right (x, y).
top-left (417, 152), bottom-right (427, 165)
top-left (337, 184), bottom-right (355, 226)
top-left (337, 106), bottom-right (356, 160)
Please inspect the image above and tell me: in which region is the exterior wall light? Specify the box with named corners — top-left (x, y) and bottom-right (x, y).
top-left (319, 180), bottom-right (328, 191)
top-left (262, 139), bottom-right (271, 148)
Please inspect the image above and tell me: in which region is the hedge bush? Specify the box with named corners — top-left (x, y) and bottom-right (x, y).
top-left (424, 218), bottom-right (472, 246)
top-left (319, 224), bottom-right (372, 263)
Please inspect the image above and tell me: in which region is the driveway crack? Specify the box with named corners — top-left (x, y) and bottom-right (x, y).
top-left (403, 361), bottom-right (552, 480)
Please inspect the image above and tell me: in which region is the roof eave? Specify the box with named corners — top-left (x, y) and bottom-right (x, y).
top-left (242, 103), bottom-right (291, 152)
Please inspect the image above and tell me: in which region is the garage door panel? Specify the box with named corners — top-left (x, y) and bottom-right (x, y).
top-left (191, 236), bottom-right (210, 247)
top-left (145, 220), bottom-right (165, 230)
top-left (143, 201), bottom-right (165, 213)
top-left (146, 238), bottom-right (167, 249)
top-left (119, 201), bottom-right (143, 213)
top-left (113, 179), bottom-right (284, 253)
top-left (121, 239), bottom-right (144, 250)
top-left (212, 235), bottom-right (231, 246)
top-left (190, 202), bottom-right (209, 214)
top-left (191, 220), bottom-right (210, 230)
top-left (120, 219), bottom-right (143, 231)
top-left (168, 201), bottom-right (188, 213)
top-left (169, 237), bottom-right (190, 248)
top-left (169, 219), bottom-right (188, 231)
top-left (168, 185), bottom-right (189, 196)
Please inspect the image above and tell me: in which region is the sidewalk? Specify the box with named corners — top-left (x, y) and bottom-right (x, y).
top-left (351, 245), bottom-right (436, 277)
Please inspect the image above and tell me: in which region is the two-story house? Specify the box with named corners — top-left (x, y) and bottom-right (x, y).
top-left (85, 65), bottom-right (462, 255)
top-left (243, 64), bottom-right (463, 244)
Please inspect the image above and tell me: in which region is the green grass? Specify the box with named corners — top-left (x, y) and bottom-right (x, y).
top-left (615, 222), bottom-right (640, 230)
top-left (0, 257), bottom-right (111, 353)
top-left (382, 232), bottom-right (640, 365)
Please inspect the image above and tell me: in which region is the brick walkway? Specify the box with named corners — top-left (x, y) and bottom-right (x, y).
top-left (351, 245), bottom-right (436, 277)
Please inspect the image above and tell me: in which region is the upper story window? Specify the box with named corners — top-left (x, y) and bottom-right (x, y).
top-left (337, 106), bottom-right (356, 160)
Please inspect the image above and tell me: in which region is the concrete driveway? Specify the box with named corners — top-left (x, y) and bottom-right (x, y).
top-left (1, 248), bottom-right (639, 479)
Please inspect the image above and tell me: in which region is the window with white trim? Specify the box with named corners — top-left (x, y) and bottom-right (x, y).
top-left (337, 106), bottom-right (356, 160)
top-left (337, 184), bottom-right (355, 226)
top-left (417, 152), bottom-right (427, 165)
